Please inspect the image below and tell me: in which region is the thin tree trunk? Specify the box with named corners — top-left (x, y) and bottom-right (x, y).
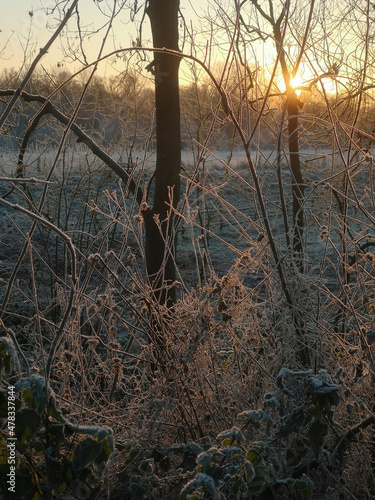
top-left (287, 93), bottom-right (305, 273)
top-left (145, 0), bottom-right (181, 306)
top-left (273, 22), bottom-right (305, 273)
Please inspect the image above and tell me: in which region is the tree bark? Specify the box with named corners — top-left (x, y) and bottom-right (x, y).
top-left (273, 22), bottom-right (305, 273)
top-left (287, 92), bottom-right (305, 273)
top-left (145, 0), bottom-right (181, 306)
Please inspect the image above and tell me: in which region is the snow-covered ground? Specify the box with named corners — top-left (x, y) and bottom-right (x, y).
top-left (0, 146), bottom-right (372, 300)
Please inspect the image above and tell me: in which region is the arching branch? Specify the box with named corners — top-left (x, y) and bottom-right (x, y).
top-left (0, 89), bottom-right (145, 208)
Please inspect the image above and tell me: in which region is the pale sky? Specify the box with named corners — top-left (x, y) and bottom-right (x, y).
top-left (1, 1), bottom-right (209, 79)
top-left (1, 1), bottom-right (331, 91)
top-left (2, 1), bottom-right (146, 76)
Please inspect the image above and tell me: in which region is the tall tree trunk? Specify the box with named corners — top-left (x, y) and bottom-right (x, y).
top-left (274, 23), bottom-right (305, 273)
top-left (145, 0), bottom-right (181, 306)
top-left (274, 22), bottom-right (309, 366)
top-left (287, 92), bottom-right (305, 273)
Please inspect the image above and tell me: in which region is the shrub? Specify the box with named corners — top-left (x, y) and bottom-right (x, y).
top-left (0, 340), bottom-right (113, 500)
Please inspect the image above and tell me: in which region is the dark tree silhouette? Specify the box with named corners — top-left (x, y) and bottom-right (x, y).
top-left (144, 0), bottom-right (181, 306)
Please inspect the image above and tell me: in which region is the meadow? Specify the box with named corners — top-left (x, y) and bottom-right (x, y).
top-left (1, 141), bottom-right (375, 498)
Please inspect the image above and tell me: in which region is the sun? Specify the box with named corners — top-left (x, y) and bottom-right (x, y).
top-left (290, 75), bottom-right (304, 89)
top-left (289, 75), bottom-right (306, 96)
top-left (276, 74), bottom-right (307, 96)
top-left (277, 70), bottom-right (338, 96)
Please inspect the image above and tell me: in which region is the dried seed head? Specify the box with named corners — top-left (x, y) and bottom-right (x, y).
top-left (105, 250), bottom-right (116, 260)
top-left (87, 337), bottom-right (99, 347)
top-left (221, 276), bottom-right (230, 287)
top-left (108, 325), bottom-right (117, 335)
top-left (218, 300), bottom-right (228, 312)
top-left (109, 341), bottom-right (121, 351)
top-left (319, 226), bottom-right (329, 240)
top-left (133, 214), bottom-right (143, 223)
top-left (112, 303), bottom-right (120, 313)
top-left (88, 253), bottom-right (101, 265)
top-left (241, 251), bottom-right (251, 261)
top-left (56, 361), bottom-right (65, 371)
top-left (88, 304), bottom-right (98, 315)
top-left (63, 350), bottom-right (74, 362)
top-left (96, 294), bottom-right (108, 306)
top-left (113, 365), bottom-right (122, 376)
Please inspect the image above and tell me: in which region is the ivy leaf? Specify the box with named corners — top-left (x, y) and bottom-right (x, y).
top-left (47, 422), bottom-right (65, 447)
top-left (0, 337), bottom-right (18, 374)
top-left (15, 408), bottom-right (42, 446)
top-left (44, 449), bottom-right (72, 491)
top-left (217, 427), bottom-right (244, 445)
top-left (72, 438), bottom-right (102, 474)
top-left (275, 410), bottom-right (306, 439)
top-left (16, 375), bottom-right (47, 414)
top-left (49, 401), bottom-right (66, 424)
top-left (292, 475), bottom-right (314, 500)
top-left (129, 475), bottom-right (147, 500)
top-left (286, 439), bottom-right (309, 467)
top-left (246, 448), bottom-right (262, 467)
top-left (308, 420), bottom-right (328, 457)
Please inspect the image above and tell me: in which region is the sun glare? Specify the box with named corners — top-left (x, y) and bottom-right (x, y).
top-left (276, 69), bottom-right (338, 96)
top-left (290, 76), bottom-right (304, 89)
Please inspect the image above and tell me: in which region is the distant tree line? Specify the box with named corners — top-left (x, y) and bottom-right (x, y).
top-left (2, 64), bottom-right (367, 155)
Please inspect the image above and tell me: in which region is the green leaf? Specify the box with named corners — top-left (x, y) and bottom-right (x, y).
top-left (44, 450), bottom-right (72, 490)
top-left (244, 460), bottom-right (256, 484)
top-left (217, 427), bottom-right (244, 445)
top-left (180, 443), bottom-right (203, 471)
top-left (292, 475), bottom-right (314, 500)
top-left (248, 462), bottom-right (275, 493)
top-left (15, 408), bottom-right (42, 446)
top-left (275, 410), bottom-right (306, 439)
top-left (159, 455), bottom-right (171, 472)
top-left (308, 420), bottom-right (328, 457)
top-left (97, 427), bottom-right (110, 441)
top-left (181, 473), bottom-right (216, 497)
top-left (97, 433), bottom-right (114, 463)
top-left (246, 448), bottom-right (262, 467)
top-left (16, 375), bottom-right (47, 414)
top-left (49, 402), bottom-right (66, 424)
top-left (286, 439), bottom-right (309, 467)
top-left (47, 422), bottom-right (65, 447)
top-left (138, 458), bottom-right (154, 474)
top-left (129, 475), bottom-right (147, 499)
top-left (72, 438), bottom-right (102, 474)
top-left (0, 337), bottom-right (17, 374)
top-left (238, 410), bottom-right (262, 429)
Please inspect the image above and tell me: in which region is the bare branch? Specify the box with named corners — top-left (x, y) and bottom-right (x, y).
top-left (0, 89), bottom-right (145, 207)
top-left (0, 0), bottom-right (79, 131)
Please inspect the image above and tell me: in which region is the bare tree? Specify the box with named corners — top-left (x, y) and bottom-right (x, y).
top-left (1, 1), bottom-right (375, 497)
top-left (144, 0), bottom-right (181, 306)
